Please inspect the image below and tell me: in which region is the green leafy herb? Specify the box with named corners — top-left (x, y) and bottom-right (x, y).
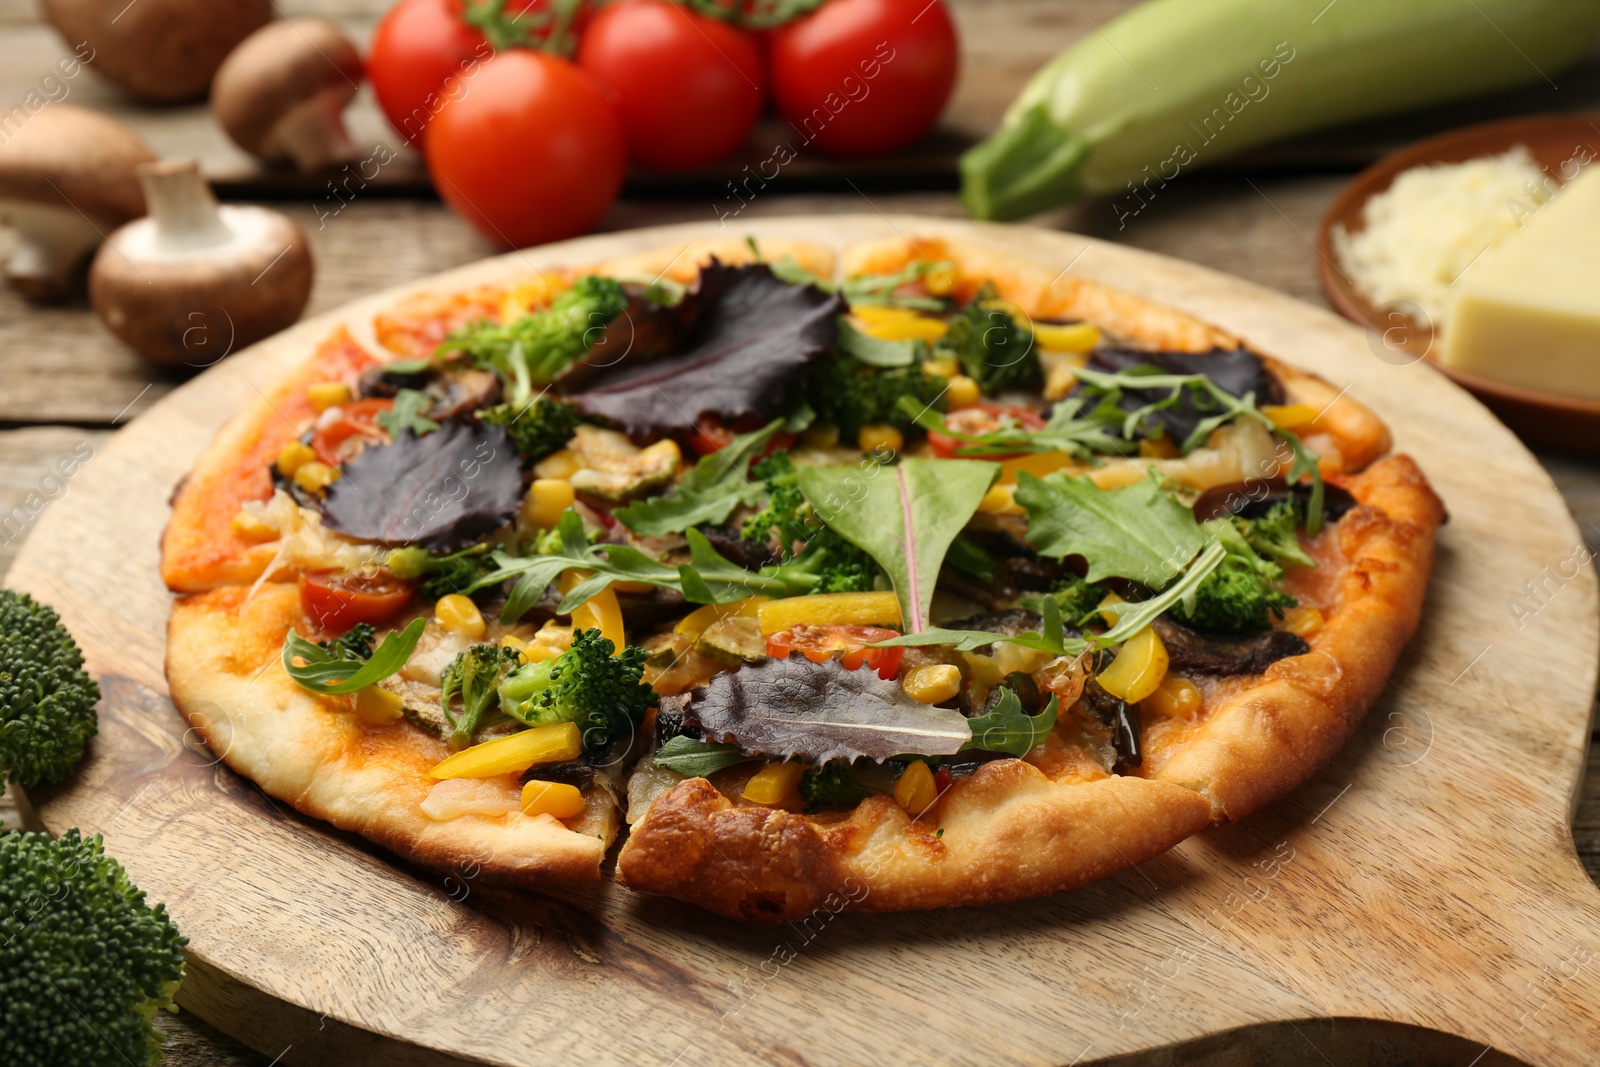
top-left (900, 394), bottom-right (1130, 459)
top-left (874, 595), bottom-right (1073, 655)
top-left (283, 617), bottom-right (426, 695)
top-left (834, 317), bottom-right (923, 368)
top-left (653, 735), bottom-right (757, 777)
top-left (945, 533), bottom-right (995, 581)
top-left (798, 457), bottom-right (999, 633)
top-left (678, 528), bottom-right (797, 603)
top-left (317, 622), bottom-right (376, 661)
top-left (964, 689), bottom-right (1060, 756)
top-left (769, 255), bottom-right (955, 310)
top-left (376, 389), bottom-right (440, 438)
top-left (1014, 470), bottom-right (1206, 588)
top-left (614, 419), bottom-right (782, 536)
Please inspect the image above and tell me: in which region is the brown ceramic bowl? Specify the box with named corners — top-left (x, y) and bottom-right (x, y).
top-left (1316, 114), bottom-right (1600, 452)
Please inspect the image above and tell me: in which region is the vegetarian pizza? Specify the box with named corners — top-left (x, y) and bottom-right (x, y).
top-left (161, 235), bottom-right (1443, 923)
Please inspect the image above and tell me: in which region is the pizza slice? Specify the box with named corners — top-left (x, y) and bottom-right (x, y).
top-left (162, 233), bottom-right (1442, 920)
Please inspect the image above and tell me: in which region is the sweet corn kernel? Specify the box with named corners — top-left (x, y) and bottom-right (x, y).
top-left (292, 461), bottom-right (340, 494)
top-left (903, 664), bottom-right (962, 705)
top-left (276, 441), bottom-right (317, 476)
top-left (894, 760), bottom-right (937, 816)
top-left (1032, 321), bottom-right (1101, 354)
top-left (945, 374), bottom-right (981, 410)
top-left (857, 423), bottom-right (904, 455)
top-left (520, 779), bottom-right (586, 819)
top-left (1281, 606), bottom-right (1324, 637)
top-left (434, 594), bottom-right (486, 640)
top-left (743, 761), bottom-right (804, 806)
top-left (230, 510), bottom-right (277, 541)
top-left (922, 265), bottom-right (957, 296)
top-left (534, 448), bottom-right (580, 480)
top-left (522, 478), bottom-right (575, 529)
top-left (1144, 675), bottom-right (1202, 719)
top-left (499, 634), bottom-right (529, 653)
top-left (353, 685), bottom-right (404, 725)
top-left (1044, 361), bottom-right (1078, 402)
top-left (306, 381), bottom-right (353, 412)
top-left (978, 483), bottom-right (1023, 516)
top-left (431, 722), bottom-right (583, 779)
top-left (1261, 403), bottom-right (1321, 431)
top-left (924, 357), bottom-right (960, 378)
top-left (802, 423), bottom-right (841, 449)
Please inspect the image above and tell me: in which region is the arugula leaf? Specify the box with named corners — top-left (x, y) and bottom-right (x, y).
top-left (677, 528), bottom-right (797, 603)
top-left (769, 255), bottom-right (955, 311)
top-left (945, 533), bottom-right (995, 581)
top-left (653, 735), bottom-right (757, 778)
top-left (798, 457), bottom-right (998, 633)
top-left (875, 595), bottom-right (1071, 654)
top-left (899, 394), bottom-right (1130, 459)
top-left (964, 690), bottom-right (1060, 756)
top-left (1014, 470), bottom-right (1206, 588)
top-left (376, 389), bottom-right (440, 438)
top-left (613, 419), bottom-right (781, 536)
top-left (283, 618), bottom-right (426, 696)
top-left (834, 317), bottom-right (922, 368)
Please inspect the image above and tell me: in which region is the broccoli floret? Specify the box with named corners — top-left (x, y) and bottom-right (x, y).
top-left (741, 451), bottom-right (810, 548)
top-left (1236, 499), bottom-right (1315, 569)
top-left (807, 353), bottom-right (948, 441)
top-left (799, 763), bottom-right (877, 810)
top-left (440, 643), bottom-right (523, 749)
top-left (740, 450), bottom-right (882, 593)
top-left (1170, 520), bottom-right (1295, 634)
top-left (497, 629), bottom-right (656, 760)
top-left (317, 622), bottom-right (375, 661)
top-left (0, 590), bottom-right (99, 788)
top-left (937, 285), bottom-right (1042, 395)
top-left (438, 276), bottom-right (627, 406)
top-left (386, 544), bottom-right (497, 601)
top-left (0, 829), bottom-right (186, 1066)
top-left (476, 396), bottom-right (581, 463)
top-left (1048, 572), bottom-right (1110, 624)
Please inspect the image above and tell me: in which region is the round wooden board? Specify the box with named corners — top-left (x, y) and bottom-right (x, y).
top-left (12, 217), bottom-right (1600, 1066)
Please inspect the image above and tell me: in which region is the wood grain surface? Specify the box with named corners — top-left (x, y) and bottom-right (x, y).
top-left (9, 215), bottom-right (1600, 1067)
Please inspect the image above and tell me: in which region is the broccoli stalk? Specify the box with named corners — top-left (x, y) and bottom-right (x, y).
top-left (438, 275), bottom-right (627, 407)
top-left (386, 544), bottom-right (496, 601)
top-left (1171, 520), bottom-right (1296, 634)
top-left (439, 643), bottom-right (523, 749)
top-left (936, 284), bottom-right (1043, 395)
top-left (0, 829), bottom-right (186, 1067)
top-left (0, 590), bottom-right (99, 788)
top-left (476, 395), bottom-right (581, 462)
top-left (496, 629), bottom-right (656, 760)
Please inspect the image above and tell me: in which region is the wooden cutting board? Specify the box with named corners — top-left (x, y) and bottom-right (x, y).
top-left (11, 217), bottom-right (1600, 1067)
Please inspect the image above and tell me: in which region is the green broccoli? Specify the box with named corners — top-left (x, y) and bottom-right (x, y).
top-left (1, 590), bottom-right (99, 788)
top-left (1047, 572), bottom-right (1110, 624)
top-left (741, 451), bottom-right (811, 549)
top-left (440, 643), bottom-right (523, 749)
top-left (476, 396), bottom-right (581, 463)
top-left (1235, 499), bottom-right (1316, 569)
top-left (497, 629), bottom-right (656, 759)
top-left (0, 829), bottom-right (186, 1066)
top-left (438, 275), bottom-right (627, 406)
top-left (936, 285), bottom-right (1042, 395)
top-left (318, 622), bottom-right (375, 661)
top-left (740, 451), bottom-right (881, 594)
top-left (1170, 520), bottom-right (1296, 634)
top-left (806, 353), bottom-right (949, 440)
top-left (386, 544), bottom-right (497, 601)
top-left (799, 763), bottom-right (877, 810)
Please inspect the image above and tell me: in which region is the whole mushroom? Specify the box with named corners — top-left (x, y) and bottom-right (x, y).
top-left (89, 160), bottom-right (314, 367)
top-left (212, 19), bottom-right (364, 172)
top-left (41, 0), bottom-right (273, 104)
top-left (0, 105), bottom-right (156, 302)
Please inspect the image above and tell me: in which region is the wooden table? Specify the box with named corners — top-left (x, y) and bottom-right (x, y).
top-left (4, 1), bottom-right (1600, 1063)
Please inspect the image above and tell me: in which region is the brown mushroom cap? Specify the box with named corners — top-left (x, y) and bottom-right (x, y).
top-left (0, 104), bottom-right (154, 222)
top-left (212, 18), bottom-right (363, 170)
top-left (41, 0), bottom-right (273, 104)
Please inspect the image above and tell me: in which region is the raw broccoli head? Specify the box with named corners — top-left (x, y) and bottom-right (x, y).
top-left (740, 451), bottom-right (882, 594)
top-left (318, 622), bottom-right (375, 661)
top-left (1171, 553), bottom-right (1295, 634)
top-left (0, 590), bottom-right (99, 788)
top-left (937, 285), bottom-right (1042, 395)
top-left (1048, 572), bottom-right (1110, 625)
top-left (0, 829), bottom-right (186, 1066)
top-left (476, 396), bottom-right (581, 463)
top-left (806, 353), bottom-right (949, 440)
top-left (497, 629), bottom-right (655, 761)
top-left (386, 544), bottom-right (497, 601)
top-left (440, 643), bottom-right (523, 749)
top-left (1236, 499), bottom-right (1316, 569)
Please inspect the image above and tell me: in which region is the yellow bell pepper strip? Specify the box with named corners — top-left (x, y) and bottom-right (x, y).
top-left (851, 305), bottom-right (949, 343)
top-left (1031, 321), bottom-right (1101, 353)
top-left (430, 722), bottom-right (582, 779)
top-left (559, 570), bottom-right (624, 651)
top-left (894, 760), bottom-right (938, 816)
top-left (1260, 404), bottom-right (1321, 431)
top-left (757, 591), bottom-right (902, 637)
top-left (742, 761), bottom-right (804, 806)
top-left (1096, 625), bottom-right (1169, 705)
top-left (520, 779), bottom-right (586, 819)
top-left (674, 597), bottom-right (767, 640)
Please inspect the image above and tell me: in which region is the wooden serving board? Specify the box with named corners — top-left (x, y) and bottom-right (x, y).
top-left (11, 217), bottom-right (1600, 1066)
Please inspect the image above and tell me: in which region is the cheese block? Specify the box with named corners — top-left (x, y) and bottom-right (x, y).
top-left (1443, 164), bottom-right (1600, 398)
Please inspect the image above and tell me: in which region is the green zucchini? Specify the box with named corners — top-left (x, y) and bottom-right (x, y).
top-left (961, 0), bottom-right (1600, 221)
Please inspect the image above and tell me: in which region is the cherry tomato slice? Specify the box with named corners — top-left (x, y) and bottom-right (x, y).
top-left (300, 571), bottom-right (416, 632)
top-left (927, 404), bottom-right (1047, 459)
top-left (765, 623), bottom-right (904, 680)
top-left (310, 397), bottom-right (394, 464)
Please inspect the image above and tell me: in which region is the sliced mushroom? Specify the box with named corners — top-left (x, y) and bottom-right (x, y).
top-left (0, 105), bottom-right (155, 301)
top-left (212, 19), bottom-right (364, 172)
top-left (88, 159), bottom-right (313, 367)
top-left (41, 0), bottom-right (272, 103)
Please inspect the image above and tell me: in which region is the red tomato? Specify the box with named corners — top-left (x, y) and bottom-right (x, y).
top-left (301, 571), bottom-right (415, 632)
top-left (768, 0), bottom-right (958, 158)
top-left (367, 0), bottom-right (584, 147)
top-left (310, 397), bottom-right (394, 464)
top-left (766, 624), bottom-right (905, 681)
top-left (688, 417), bottom-right (734, 457)
top-left (577, 1), bottom-right (764, 170)
top-left (426, 51), bottom-right (626, 248)
top-left (926, 404), bottom-right (1045, 459)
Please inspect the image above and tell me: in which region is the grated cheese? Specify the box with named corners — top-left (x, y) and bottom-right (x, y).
top-left (1331, 146), bottom-right (1554, 332)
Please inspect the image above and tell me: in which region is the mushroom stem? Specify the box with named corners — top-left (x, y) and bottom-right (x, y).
top-left (265, 88), bottom-right (362, 172)
top-left (0, 202), bottom-right (106, 301)
top-left (138, 159), bottom-right (232, 254)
